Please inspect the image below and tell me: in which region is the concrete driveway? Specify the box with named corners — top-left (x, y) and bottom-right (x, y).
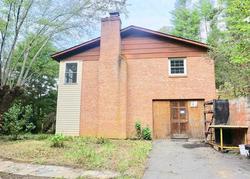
top-left (143, 140), bottom-right (250, 179)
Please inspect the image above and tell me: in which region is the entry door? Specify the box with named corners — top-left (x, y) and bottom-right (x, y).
top-left (170, 101), bottom-right (189, 137)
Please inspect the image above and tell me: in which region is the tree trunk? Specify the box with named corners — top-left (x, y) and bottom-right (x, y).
top-left (0, 86), bottom-right (24, 128)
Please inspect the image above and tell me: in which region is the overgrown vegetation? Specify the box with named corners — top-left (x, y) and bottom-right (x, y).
top-left (135, 121), bottom-right (152, 140)
top-left (0, 136), bottom-right (152, 178)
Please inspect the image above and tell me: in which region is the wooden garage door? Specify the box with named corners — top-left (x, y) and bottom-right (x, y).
top-left (153, 101), bottom-right (171, 139)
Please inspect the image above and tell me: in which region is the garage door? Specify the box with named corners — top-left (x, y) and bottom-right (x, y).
top-left (153, 100), bottom-right (204, 139)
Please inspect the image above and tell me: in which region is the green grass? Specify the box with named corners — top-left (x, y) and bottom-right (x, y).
top-left (0, 135), bottom-right (152, 178)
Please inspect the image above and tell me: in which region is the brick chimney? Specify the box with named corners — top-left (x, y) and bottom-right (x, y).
top-left (99, 12), bottom-right (121, 61)
top-left (98, 12), bottom-right (127, 138)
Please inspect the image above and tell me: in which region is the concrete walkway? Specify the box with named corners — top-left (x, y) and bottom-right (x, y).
top-left (0, 158), bottom-right (119, 179)
top-left (143, 140), bottom-right (250, 179)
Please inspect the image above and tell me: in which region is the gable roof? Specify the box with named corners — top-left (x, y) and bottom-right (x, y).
top-left (51, 25), bottom-right (208, 61)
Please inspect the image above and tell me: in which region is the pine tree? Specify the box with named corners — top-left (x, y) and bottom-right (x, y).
top-left (170, 0), bottom-right (201, 41)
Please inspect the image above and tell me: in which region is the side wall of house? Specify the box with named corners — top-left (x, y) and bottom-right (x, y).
top-left (56, 60), bottom-right (83, 135)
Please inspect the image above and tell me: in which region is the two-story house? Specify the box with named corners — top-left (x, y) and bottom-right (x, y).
top-left (51, 12), bottom-right (216, 139)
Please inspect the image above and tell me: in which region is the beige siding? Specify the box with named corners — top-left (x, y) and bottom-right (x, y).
top-left (56, 60), bottom-right (83, 136)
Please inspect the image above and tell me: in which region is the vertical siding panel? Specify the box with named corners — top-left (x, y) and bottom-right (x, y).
top-left (56, 60), bottom-right (82, 136)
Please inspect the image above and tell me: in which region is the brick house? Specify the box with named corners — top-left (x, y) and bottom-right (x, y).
top-left (51, 12), bottom-right (216, 139)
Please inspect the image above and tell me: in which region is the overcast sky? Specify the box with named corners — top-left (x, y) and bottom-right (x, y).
top-left (60, 0), bottom-right (177, 49)
top-left (121, 0), bottom-right (176, 30)
top-left (93, 0), bottom-right (176, 38)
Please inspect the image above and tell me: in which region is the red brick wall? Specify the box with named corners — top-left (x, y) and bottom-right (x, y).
top-left (80, 61), bottom-right (98, 136)
top-left (126, 57), bottom-right (216, 137)
top-left (228, 97), bottom-right (250, 143)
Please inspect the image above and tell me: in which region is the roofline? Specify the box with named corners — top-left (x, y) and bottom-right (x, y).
top-left (51, 37), bottom-right (100, 59)
top-left (51, 25), bottom-right (208, 60)
top-left (125, 25), bottom-right (208, 48)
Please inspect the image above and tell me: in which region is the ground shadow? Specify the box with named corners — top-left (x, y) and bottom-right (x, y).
top-left (182, 143), bottom-right (209, 149)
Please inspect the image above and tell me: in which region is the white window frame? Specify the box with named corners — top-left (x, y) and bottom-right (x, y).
top-left (168, 58), bottom-right (187, 76)
top-left (64, 62), bottom-right (78, 84)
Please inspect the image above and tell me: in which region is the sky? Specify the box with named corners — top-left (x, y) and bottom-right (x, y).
top-left (61, 0), bottom-right (177, 49)
top-left (121, 0), bottom-right (176, 30)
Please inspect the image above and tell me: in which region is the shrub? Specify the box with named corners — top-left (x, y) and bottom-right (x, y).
top-left (2, 103), bottom-right (35, 140)
top-left (135, 121), bottom-right (142, 139)
top-left (134, 121), bottom-right (152, 140)
top-left (50, 134), bottom-right (66, 147)
top-left (142, 127), bottom-right (152, 140)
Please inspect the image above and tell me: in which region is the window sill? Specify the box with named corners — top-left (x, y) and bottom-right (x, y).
top-left (168, 75), bottom-right (187, 78)
top-left (63, 83), bottom-right (78, 85)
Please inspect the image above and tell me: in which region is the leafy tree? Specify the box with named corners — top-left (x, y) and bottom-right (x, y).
top-left (170, 0), bottom-right (201, 41)
top-left (208, 0), bottom-right (250, 97)
top-left (198, 0), bottom-right (218, 41)
top-left (207, 0), bottom-right (249, 64)
top-left (219, 0), bottom-right (250, 63)
top-left (0, 35), bottom-right (58, 134)
top-left (18, 38), bottom-right (58, 133)
top-left (215, 58), bottom-right (250, 98)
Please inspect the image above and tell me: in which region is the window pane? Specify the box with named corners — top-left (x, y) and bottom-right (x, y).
top-left (65, 63), bottom-right (77, 84)
top-left (66, 63), bottom-right (77, 73)
top-left (170, 59), bottom-right (185, 74)
top-left (179, 108), bottom-right (186, 119)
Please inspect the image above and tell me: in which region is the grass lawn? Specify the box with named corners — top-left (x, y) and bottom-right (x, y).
top-left (0, 135), bottom-right (152, 178)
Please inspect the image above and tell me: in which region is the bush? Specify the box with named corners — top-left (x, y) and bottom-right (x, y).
top-left (50, 134), bottom-right (66, 147)
top-left (135, 121), bottom-right (142, 139)
top-left (134, 121), bottom-right (152, 140)
top-left (2, 103), bottom-right (35, 140)
top-left (142, 127), bottom-right (152, 140)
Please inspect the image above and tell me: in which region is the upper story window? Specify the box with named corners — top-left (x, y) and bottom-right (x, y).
top-left (168, 58), bottom-right (187, 76)
top-left (65, 63), bottom-right (77, 84)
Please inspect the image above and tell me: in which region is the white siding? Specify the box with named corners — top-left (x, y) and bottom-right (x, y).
top-left (56, 60), bottom-right (82, 136)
